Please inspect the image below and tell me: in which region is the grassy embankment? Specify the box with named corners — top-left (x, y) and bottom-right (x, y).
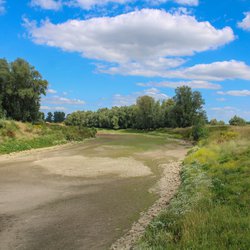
top-left (138, 125), bottom-right (250, 250)
top-left (0, 120), bottom-right (96, 154)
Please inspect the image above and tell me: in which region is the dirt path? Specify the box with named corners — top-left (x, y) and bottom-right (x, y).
top-left (0, 133), bottom-right (190, 250)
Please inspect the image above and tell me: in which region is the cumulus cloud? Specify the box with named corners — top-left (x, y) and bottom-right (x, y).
top-left (26, 9), bottom-right (234, 76)
top-left (217, 90), bottom-right (250, 97)
top-left (44, 96), bottom-right (85, 105)
top-left (31, 0), bottom-right (62, 10)
top-left (0, 0), bottom-right (6, 14)
top-left (113, 88), bottom-right (168, 106)
top-left (168, 60), bottom-right (250, 81)
top-left (103, 60), bottom-right (250, 81)
top-left (137, 80), bottom-right (221, 89)
top-left (238, 12), bottom-right (250, 31)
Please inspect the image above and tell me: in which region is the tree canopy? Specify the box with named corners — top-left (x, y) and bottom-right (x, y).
top-left (0, 58), bottom-right (48, 122)
top-left (65, 86), bottom-right (207, 130)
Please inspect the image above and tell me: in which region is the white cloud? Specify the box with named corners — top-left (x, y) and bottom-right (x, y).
top-left (41, 106), bottom-right (67, 111)
top-left (238, 12), bottom-right (250, 31)
top-left (102, 60), bottom-right (250, 81)
top-left (0, 0), bottom-right (6, 14)
top-left (31, 0), bottom-right (62, 10)
top-left (47, 88), bottom-right (57, 94)
top-left (209, 106), bottom-right (250, 122)
top-left (31, 0), bottom-right (199, 11)
top-left (217, 90), bottom-right (250, 97)
top-left (171, 60), bottom-right (250, 81)
top-left (44, 96), bottom-right (85, 105)
top-left (26, 9), bottom-right (234, 76)
top-left (137, 80), bottom-right (221, 89)
top-left (113, 88), bottom-right (168, 106)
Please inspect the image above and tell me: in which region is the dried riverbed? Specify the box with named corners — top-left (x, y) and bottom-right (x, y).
top-left (0, 133), bottom-right (190, 250)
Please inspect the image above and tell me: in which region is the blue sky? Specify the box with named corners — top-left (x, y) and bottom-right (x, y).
top-left (0, 0), bottom-right (249, 121)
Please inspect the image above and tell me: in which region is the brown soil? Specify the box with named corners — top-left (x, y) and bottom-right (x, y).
top-left (0, 133), bottom-right (190, 250)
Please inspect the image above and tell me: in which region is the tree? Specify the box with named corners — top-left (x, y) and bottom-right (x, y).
top-left (0, 59), bottom-right (10, 118)
top-left (210, 119), bottom-right (225, 126)
top-left (172, 86), bottom-right (207, 128)
top-left (1, 58), bottom-right (48, 122)
top-left (46, 112), bottom-right (53, 123)
top-left (229, 116), bottom-right (246, 126)
top-left (136, 95), bottom-right (155, 129)
top-left (161, 98), bottom-right (175, 127)
top-left (53, 111), bottom-right (66, 123)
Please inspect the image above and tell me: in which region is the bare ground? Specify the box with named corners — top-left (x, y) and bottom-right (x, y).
top-left (0, 133), bottom-right (190, 250)
top-left (110, 160), bottom-right (184, 250)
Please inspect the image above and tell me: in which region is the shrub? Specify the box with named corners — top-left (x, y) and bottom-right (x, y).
top-left (192, 123), bottom-right (208, 141)
top-left (229, 116), bottom-right (246, 126)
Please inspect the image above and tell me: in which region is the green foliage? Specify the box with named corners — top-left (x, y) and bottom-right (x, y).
top-left (192, 118), bottom-right (208, 141)
top-left (64, 126), bottom-right (96, 141)
top-left (65, 86), bottom-right (207, 130)
top-left (46, 112), bottom-right (53, 122)
top-left (53, 111), bottom-right (66, 123)
top-left (210, 118), bottom-right (225, 126)
top-left (0, 58), bottom-right (48, 122)
top-left (138, 127), bottom-right (250, 249)
top-left (229, 115), bottom-right (246, 126)
top-left (171, 86), bottom-right (207, 128)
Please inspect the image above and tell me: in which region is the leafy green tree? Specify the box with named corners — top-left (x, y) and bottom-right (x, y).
top-left (161, 98), bottom-right (175, 127)
top-left (210, 119), bottom-right (225, 126)
top-left (172, 86), bottom-right (207, 128)
top-left (1, 58), bottom-right (48, 122)
top-left (136, 95), bottom-right (155, 129)
top-left (53, 111), bottom-right (66, 123)
top-left (46, 112), bottom-right (53, 123)
top-left (0, 59), bottom-right (10, 118)
top-left (229, 116), bottom-right (246, 126)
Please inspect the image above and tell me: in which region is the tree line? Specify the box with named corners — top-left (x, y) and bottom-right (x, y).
top-left (65, 86), bottom-right (207, 130)
top-left (1, 58), bottom-right (247, 129)
top-left (0, 58), bottom-right (48, 122)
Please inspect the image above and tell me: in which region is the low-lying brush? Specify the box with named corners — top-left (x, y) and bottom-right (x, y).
top-left (137, 126), bottom-right (250, 249)
top-left (0, 120), bottom-right (96, 154)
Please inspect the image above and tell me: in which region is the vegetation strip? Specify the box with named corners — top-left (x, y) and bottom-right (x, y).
top-left (111, 160), bottom-right (184, 250)
top-left (137, 126), bottom-right (250, 249)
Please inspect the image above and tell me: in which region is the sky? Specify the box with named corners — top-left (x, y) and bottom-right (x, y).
top-left (0, 0), bottom-right (250, 122)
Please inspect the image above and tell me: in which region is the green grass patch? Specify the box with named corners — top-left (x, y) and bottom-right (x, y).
top-left (137, 126), bottom-right (250, 250)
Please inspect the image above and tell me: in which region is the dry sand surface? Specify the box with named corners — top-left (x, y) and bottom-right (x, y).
top-left (34, 156), bottom-right (152, 178)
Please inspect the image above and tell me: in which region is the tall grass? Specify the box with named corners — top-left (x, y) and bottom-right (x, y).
top-left (0, 120), bottom-right (96, 154)
top-left (137, 126), bottom-right (250, 250)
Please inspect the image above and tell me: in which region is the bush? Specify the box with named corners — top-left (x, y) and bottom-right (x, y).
top-left (64, 126), bottom-right (96, 141)
top-left (210, 119), bottom-right (225, 126)
top-left (229, 116), bottom-right (246, 126)
top-left (192, 123), bottom-right (208, 141)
